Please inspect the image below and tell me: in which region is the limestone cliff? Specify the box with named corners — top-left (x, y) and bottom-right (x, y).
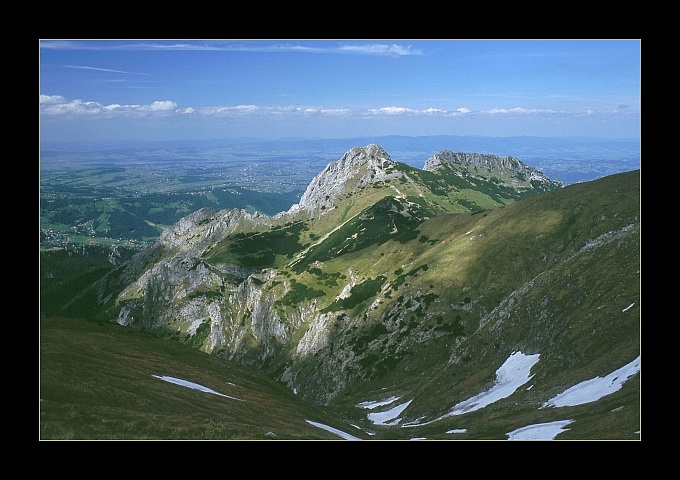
top-left (81, 145), bottom-right (638, 412)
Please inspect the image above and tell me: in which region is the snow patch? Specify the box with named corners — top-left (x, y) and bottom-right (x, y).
top-left (542, 356), bottom-right (640, 408)
top-left (152, 375), bottom-right (243, 401)
top-left (507, 419), bottom-right (574, 440)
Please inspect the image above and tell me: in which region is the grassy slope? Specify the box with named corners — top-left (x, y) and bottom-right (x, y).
top-left (40, 317), bottom-right (361, 440)
top-left (316, 170), bottom-right (640, 438)
top-left (40, 169), bottom-right (640, 440)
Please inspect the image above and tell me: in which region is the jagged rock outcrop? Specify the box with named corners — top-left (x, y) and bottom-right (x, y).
top-left (78, 144), bottom-right (637, 416)
top-left (158, 206), bottom-right (271, 256)
top-left (424, 150), bottom-right (564, 192)
top-left (286, 144), bottom-right (403, 218)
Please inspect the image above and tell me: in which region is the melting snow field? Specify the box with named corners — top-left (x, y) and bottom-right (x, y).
top-left (541, 356), bottom-right (641, 408)
top-left (150, 351), bottom-right (640, 440)
top-left (358, 398), bottom-right (413, 426)
top-left (151, 375), bottom-right (243, 401)
top-left (355, 351), bottom-right (640, 440)
top-left (305, 420), bottom-right (361, 440)
top-left (400, 352), bottom-right (541, 428)
top-left (434, 352), bottom-right (540, 420)
top-left (507, 420), bottom-right (575, 440)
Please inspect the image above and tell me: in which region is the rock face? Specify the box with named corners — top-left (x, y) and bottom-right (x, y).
top-left (81, 145), bottom-right (639, 419)
top-left (158, 207), bottom-right (271, 256)
top-left (286, 144), bottom-right (403, 218)
top-left (424, 150), bottom-right (564, 192)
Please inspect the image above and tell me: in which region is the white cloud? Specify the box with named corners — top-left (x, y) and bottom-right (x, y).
top-left (41, 99), bottom-right (103, 116)
top-left (40, 97), bottom-right (177, 117)
top-left (367, 106), bottom-right (419, 115)
top-left (103, 103), bottom-right (128, 111)
top-left (272, 105), bottom-right (299, 114)
top-left (39, 93), bottom-right (633, 133)
top-left (40, 94), bottom-right (66, 105)
top-left (367, 106), bottom-right (474, 117)
top-left (146, 100), bottom-right (177, 111)
top-left (423, 108), bottom-right (447, 114)
top-left (232, 104), bottom-right (259, 112)
top-left (319, 108), bottom-right (350, 116)
top-left (484, 107), bottom-right (556, 115)
top-left (188, 105), bottom-right (260, 116)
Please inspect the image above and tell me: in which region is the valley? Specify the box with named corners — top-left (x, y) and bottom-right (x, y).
top-left (39, 138), bottom-right (641, 440)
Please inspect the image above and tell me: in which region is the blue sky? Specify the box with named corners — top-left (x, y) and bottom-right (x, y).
top-left (39, 39), bottom-right (641, 143)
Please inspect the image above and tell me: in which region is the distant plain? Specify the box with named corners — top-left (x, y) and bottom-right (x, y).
top-left (40, 135), bottom-right (640, 250)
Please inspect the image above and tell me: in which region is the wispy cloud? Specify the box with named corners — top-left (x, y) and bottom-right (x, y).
top-left (64, 65), bottom-right (152, 76)
top-left (338, 44), bottom-right (422, 57)
top-left (40, 40), bottom-right (424, 57)
top-left (39, 40), bottom-right (94, 50)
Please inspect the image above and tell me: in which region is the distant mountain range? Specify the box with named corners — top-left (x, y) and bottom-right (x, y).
top-left (40, 143), bottom-right (640, 440)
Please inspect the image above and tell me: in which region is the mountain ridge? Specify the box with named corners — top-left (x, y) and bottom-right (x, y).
top-left (42, 144), bottom-right (640, 439)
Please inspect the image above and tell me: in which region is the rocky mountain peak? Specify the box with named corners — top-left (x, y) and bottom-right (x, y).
top-left (52, 137), bottom-right (639, 435)
top-left (286, 144), bottom-right (402, 218)
top-left (424, 151), bottom-right (516, 172)
top-left (423, 150), bottom-right (564, 191)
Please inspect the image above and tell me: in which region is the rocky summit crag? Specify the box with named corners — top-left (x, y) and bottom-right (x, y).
top-left (54, 144), bottom-right (640, 438)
